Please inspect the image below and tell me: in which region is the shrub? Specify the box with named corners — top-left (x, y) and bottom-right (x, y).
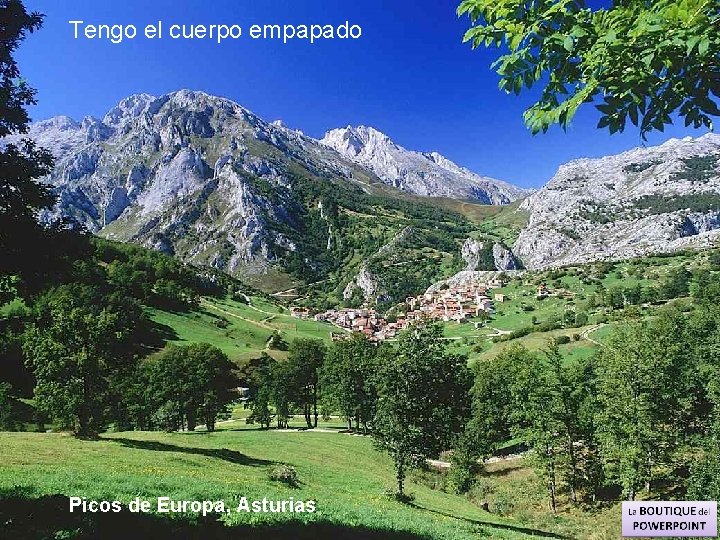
top-left (467, 478), bottom-right (494, 505)
top-left (491, 493), bottom-right (515, 516)
top-left (687, 449), bottom-right (720, 500)
top-left (555, 335), bottom-right (571, 345)
top-left (153, 401), bottom-right (181, 432)
top-left (269, 464), bottom-right (299, 487)
top-left (267, 331), bottom-right (288, 351)
top-left (215, 318), bottom-right (229, 329)
top-left (448, 446), bottom-right (480, 494)
top-left (409, 466), bottom-right (447, 492)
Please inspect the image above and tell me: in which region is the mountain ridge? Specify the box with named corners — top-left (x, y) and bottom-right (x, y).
top-left (11, 90), bottom-right (506, 305)
top-left (513, 132), bottom-right (720, 269)
top-left (321, 124), bottom-right (528, 204)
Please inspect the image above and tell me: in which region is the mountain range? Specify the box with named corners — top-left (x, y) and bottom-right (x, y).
top-left (10, 89), bottom-right (720, 302)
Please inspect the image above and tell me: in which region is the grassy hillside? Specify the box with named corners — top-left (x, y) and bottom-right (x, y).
top-left (441, 248), bottom-right (707, 363)
top-left (0, 422), bottom-right (564, 540)
top-left (147, 296), bottom-right (336, 363)
top-left (2, 221), bottom-right (713, 539)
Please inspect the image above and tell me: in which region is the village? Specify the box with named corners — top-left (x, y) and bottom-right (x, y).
top-left (290, 277), bottom-right (514, 342)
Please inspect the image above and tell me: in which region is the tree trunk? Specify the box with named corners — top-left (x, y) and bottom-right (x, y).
top-left (77, 370), bottom-right (95, 438)
top-left (304, 394), bottom-right (312, 428)
top-left (566, 434), bottom-right (578, 504)
top-left (186, 406), bottom-right (197, 432)
top-left (77, 406), bottom-right (91, 438)
top-left (313, 384), bottom-right (318, 428)
top-left (396, 456), bottom-right (405, 497)
top-left (547, 445), bottom-right (557, 514)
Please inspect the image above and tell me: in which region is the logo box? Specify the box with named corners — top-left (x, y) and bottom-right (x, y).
top-left (622, 501), bottom-right (717, 537)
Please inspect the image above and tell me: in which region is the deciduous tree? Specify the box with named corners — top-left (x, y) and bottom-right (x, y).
top-left (22, 284), bottom-right (143, 437)
top-left (321, 333), bottom-right (378, 432)
top-left (286, 338), bottom-right (326, 428)
top-left (458, 0), bottom-right (720, 137)
top-left (595, 311), bottom-right (692, 499)
top-left (372, 323), bottom-right (472, 498)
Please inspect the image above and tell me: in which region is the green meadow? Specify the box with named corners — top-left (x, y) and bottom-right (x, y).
top-left (147, 296), bottom-right (336, 362)
top-left (0, 421), bottom-right (573, 540)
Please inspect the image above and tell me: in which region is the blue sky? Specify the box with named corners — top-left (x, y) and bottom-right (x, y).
top-left (16, 0), bottom-right (714, 188)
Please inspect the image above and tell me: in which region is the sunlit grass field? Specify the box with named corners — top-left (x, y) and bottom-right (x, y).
top-left (147, 296), bottom-right (336, 362)
top-left (0, 422), bottom-right (559, 539)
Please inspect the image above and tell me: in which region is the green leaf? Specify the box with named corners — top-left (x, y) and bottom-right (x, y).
top-left (571, 26), bottom-right (588, 39)
top-left (698, 38), bottom-right (710, 56)
top-left (686, 36), bottom-right (701, 54)
top-left (629, 104), bottom-right (639, 126)
top-left (597, 116), bottom-right (611, 129)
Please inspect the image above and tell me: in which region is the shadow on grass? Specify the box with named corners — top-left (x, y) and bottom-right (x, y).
top-left (0, 491), bottom-right (432, 540)
top-left (104, 437), bottom-right (274, 467)
top-left (408, 502), bottom-right (571, 539)
top-left (140, 318), bottom-right (181, 349)
top-left (482, 464), bottom-right (525, 477)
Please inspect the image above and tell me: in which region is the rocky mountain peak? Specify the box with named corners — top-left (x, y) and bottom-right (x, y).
top-left (102, 93), bottom-right (157, 127)
top-left (322, 125), bottom-right (395, 157)
top-left (34, 115), bottom-right (80, 132)
top-left (13, 89), bottom-right (531, 287)
top-left (321, 124), bottom-right (528, 204)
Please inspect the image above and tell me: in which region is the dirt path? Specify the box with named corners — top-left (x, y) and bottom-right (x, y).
top-left (427, 453), bottom-right (525, 470)
top-left (201, 299), bottom-right (277, 331)
top-left (484, 327), bottom-right (512, 339)
top-left (271, 288), bottom-right (297, 297)
top-left (580, 323), bottom-right (606, 346)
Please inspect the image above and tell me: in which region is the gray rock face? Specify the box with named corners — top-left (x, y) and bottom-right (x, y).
top-left (321, 126), bottom-right (529, 204)
top-left (513, 134), bottom-right (720, 269)
top-left (461, 239), bottom-right (485, 271)
top-left (15, 90), bottom-right (385, 276)
top-left (462, 238), bottom-right (517, 271)
top-left (343, 267), bottom-right (381, 302)
top-left (19, 89), bottom-right (719, 283)
top-left (493, 243), bottom-right (517, 271)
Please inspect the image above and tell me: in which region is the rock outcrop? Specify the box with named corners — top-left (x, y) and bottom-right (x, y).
top-left (343, 267), bottom-right (383, 303)
top-left (513, 134), bottom-right (720, 269)
top-left (461, 238), bottom-right (518, 271)
top-left (493, 243), bottom-right (518, 271)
